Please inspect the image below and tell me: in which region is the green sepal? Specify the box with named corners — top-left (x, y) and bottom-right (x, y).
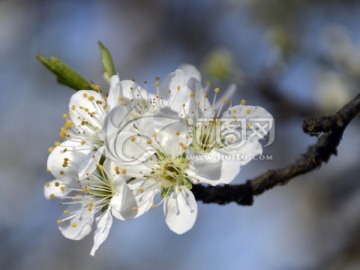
top-left (98, 41), bottom-right (116, 84)
top-left (183, 178), bottom-right (193, 190)
top-left (36, 54), bottom-right (95, 91)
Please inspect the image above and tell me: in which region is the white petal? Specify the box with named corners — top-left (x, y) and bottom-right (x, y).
top-left (43, 179), bottom-right (70, 199)
top-left (187, 77), bottom-right (213, 118)
top-left (120, 80), bottom-right (148, 101)
top-left (155, 112), bottom-right (190, 157)
top-left (187, 157), bottom-right (240, 185)
top-left (110, 175), bottom-right (138, 220)
top-left (78, 146), bottom-right (104, 179)
top-left (128, 179), bottom-right (160, 218)
top-left (90, 209), bottom-right (113, 256)
top-left (216, 139), bottom-right (263, 164)
top-left (107, 75), bottom-right (121, 111)
top-left (106, 105), bottom-right (128, 131)
top-left (164, 187), bottom-right (198, 234)
top-left (47, 140), bottom-right (91, 180)
top-left (58, 206), bottom-right (94, 241)
top-left (224, 105), bottom-right (274, 133)
top-left (106, 129), bottom-right (154, 164)
top-left (187, 138), bottom-right (262, 186)
top-left (187, 140), bottom-right (262, 185)
top-left (159, 69), bottom-right (193, 115)
top-left (179, 64), bottom-right (201, 82)
top-left (139, 108), bottom-right (191, 157)
top-left (69, 90), bottom-right (107, 132)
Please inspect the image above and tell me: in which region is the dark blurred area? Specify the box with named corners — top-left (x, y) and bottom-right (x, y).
top-left (1, 0), bottom-right (360, 269)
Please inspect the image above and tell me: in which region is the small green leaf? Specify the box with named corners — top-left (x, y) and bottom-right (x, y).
top-left (36, 54), bottom-right (95, 91)
top-left (98, 41), bottom-right (116, 83)
top-left (183, 178), bottom-right (193, 190)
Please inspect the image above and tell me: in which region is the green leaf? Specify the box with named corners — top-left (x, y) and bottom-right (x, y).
top-left (36, 54), bottom-right (95, 91)
top-left (98, 41), bottom-right (116, 83)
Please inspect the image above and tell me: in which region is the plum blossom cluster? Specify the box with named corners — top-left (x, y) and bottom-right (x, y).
top-left (44, 65), bottom-right (273, 255)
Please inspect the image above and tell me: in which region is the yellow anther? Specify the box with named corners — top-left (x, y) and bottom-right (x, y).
top-left (65, 120), bottom-right (73, 127)
top-left (96, 100), bottom-right (103, 105)
top-left (63, 210), bottom-right (69, 214)
top-left (57, 219), bottom-right (62, 224)
top-left (247, 122), bottom-right (252, 128)
top-left (130, 136), bottom-right (136, 142)
top-left (83, 93), bottom-right (88, 98)
top-left (55, 182), bottom-right (60, 187)
top-left (59, 170), bottom-right (65, 175)
top-left (190, 92), bottom-right (195, 97)
top-left (121, 169), bottom-right (127, 174)
top-left (179, 142), bottom-right (187, 150)
top-left (139, 188), bottom-right (144, 193)
top-left (131, 207), bottom-right (137, 212)
top-left (122, 102), bottom-right (127, 106)
top-left (60, 186), bottom-right (65, 191)
top-left (54, 141), bottom-right (60, 146)
top-left (154, 82), bottom-right (159, 87)
top-left (175, 131), bottom-right (180, 136)
top-left (103, 104), bottom-right (108, 109)
top-left (151, 132), bottom-right (157, 137)
top-left (204, 93), bottom-right (208, 98)
top-left (114, 166), bottom-right (120, 174)
top-left (151, 203), bottom-right (157, 209)
top-left (214, 87), bottom-right (220, 93)
top-left (146, 139), bottom-right (152, 145)
top-left (88, 96), bottom-right (95, 101)
top-left (206, 80), bottom-right (210, 86)
top-left (177, 85), bottom-right (181, 91)
top-left (48, 147), bottom-right (54, 153)
top-left (232, 109), bottom-right (237, 114)
top-left (221, 98), bottom-right (227, 104)
top-left (93, 85), bottom-right (101, 91)
top-left (118, 96), bottom-right (124, 101)
top-left (155, 76), bottom-right (160, 81)
top-left (71, 223), bottom-right (77, 228)
top-left (71, 105), bottom-right (76, 110)
top-left (88, 202), bottom-right (93, 212)
top-left (241, 99), bottom-right (246, 105)
top-left (96, 163), bottom-right (104, 170)
top-left (63, 113), bottom-right (68, 119)
top-left (45, 182), bottom-right (50, 187)
top-left (50, 194), bottom-right (55, 199)
top-left (246, 109), bottom-right (251, 114)
top-left (81, 140), bottom-right (86, 145)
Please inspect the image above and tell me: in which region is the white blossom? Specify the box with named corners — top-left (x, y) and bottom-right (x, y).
top-left (45, 150), bottom-right (137, 256)
top-left (105, 107), bottom-right (199, 234)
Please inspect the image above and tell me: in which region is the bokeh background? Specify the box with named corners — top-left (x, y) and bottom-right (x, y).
top-left (1, 0), bottom-right (360, 269)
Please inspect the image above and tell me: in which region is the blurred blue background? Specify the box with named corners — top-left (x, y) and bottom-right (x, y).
top-left (1, 0), bottom-right (360, 269)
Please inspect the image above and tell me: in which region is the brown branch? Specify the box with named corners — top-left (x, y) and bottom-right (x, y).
top-left (192, 93), bottom-right (360, 205)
